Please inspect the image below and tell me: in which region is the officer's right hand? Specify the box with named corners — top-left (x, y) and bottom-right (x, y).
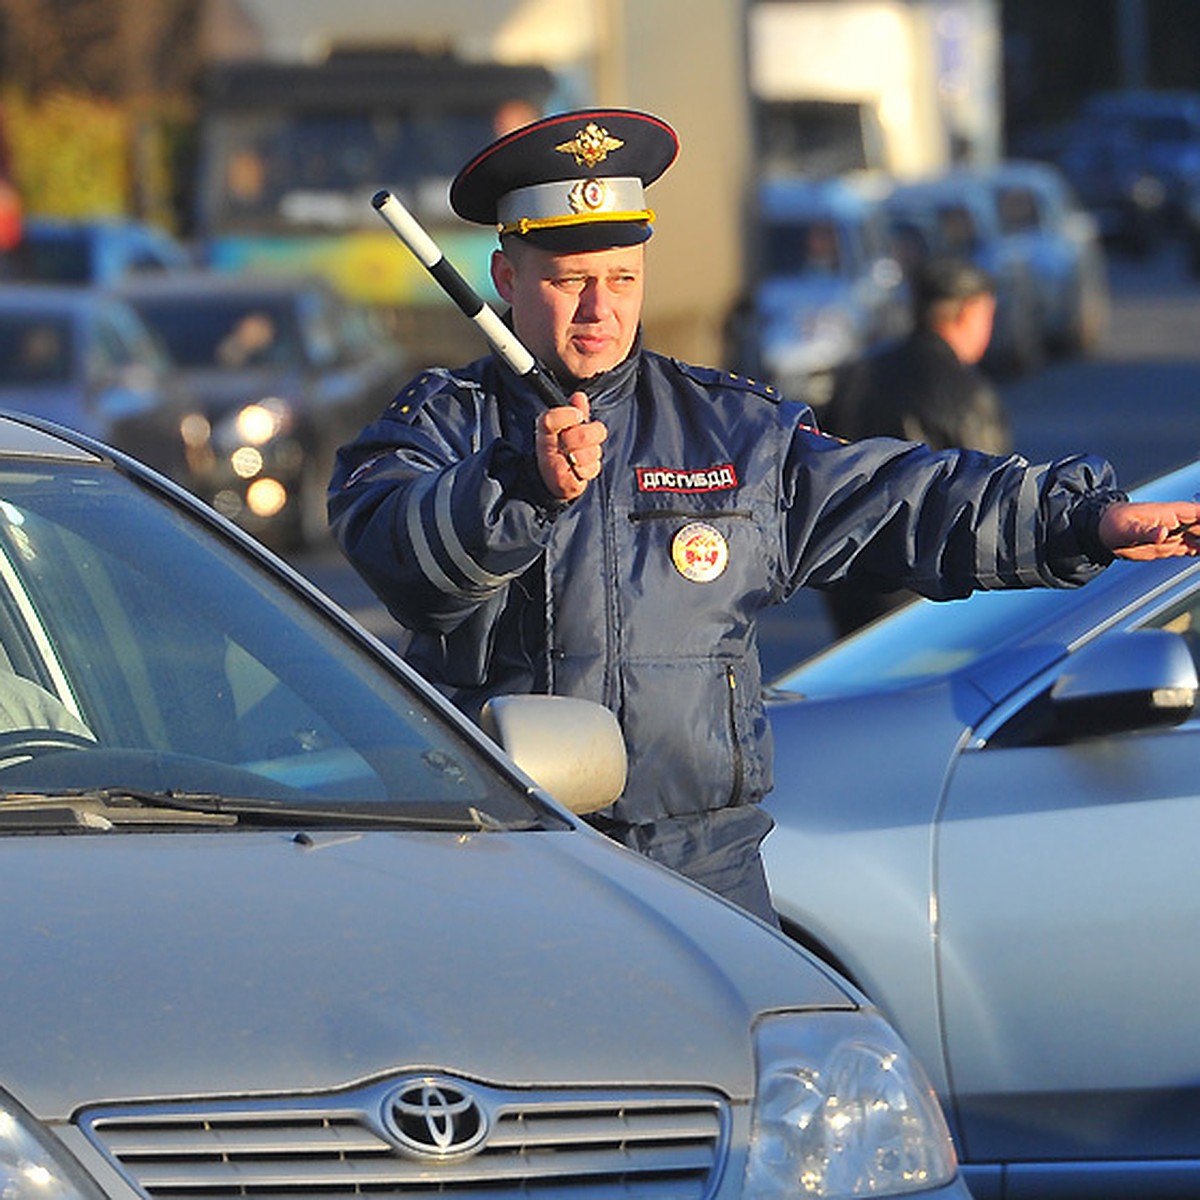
top-left (537, 391), bottom-right (607, 501)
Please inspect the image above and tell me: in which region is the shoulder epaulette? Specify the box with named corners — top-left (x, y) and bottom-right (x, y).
top-left (385, 367), bottom-right (479, 421)
top-left (671, 359), bottom-right (782, 402)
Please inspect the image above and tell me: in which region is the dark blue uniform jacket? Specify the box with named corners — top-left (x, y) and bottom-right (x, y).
top-left (329, 343), bottom-right (1123, 829)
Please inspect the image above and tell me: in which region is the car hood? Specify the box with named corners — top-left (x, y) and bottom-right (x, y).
top-left (4, 824), bottom-right (852, 1118)
top-left (174, 365), bottom-right (310, 413)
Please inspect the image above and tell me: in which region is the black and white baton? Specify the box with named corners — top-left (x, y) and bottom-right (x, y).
top-left (372, 189), bottom-right (568, 408)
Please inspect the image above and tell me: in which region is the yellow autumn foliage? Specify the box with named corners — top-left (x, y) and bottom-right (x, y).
top-left (2, 88), bottom-right (189, 230)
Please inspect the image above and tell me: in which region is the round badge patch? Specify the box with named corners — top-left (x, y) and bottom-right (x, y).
top-left (671, 522), bottom-right (729, 583)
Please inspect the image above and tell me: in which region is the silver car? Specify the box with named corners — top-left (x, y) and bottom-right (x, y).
top-left (748, 177), bottom-right (909, 407)
top-left (983, 160), bottom-right (1111, 357)
top-left (762, 456), bottom-right (1200, 1199)
top-left (0, 412), bottom-right (967, 1200)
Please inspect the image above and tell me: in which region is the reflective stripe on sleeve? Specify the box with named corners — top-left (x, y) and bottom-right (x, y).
top-left (404, 466), bottom-right (524, 598)
top-left (1012, 465), bottom-right (1048, 586)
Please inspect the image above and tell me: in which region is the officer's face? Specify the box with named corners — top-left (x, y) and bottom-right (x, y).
top-left (491, 240), bottom-right (644, 381)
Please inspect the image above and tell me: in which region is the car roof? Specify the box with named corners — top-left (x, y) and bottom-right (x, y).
top-left (0, 283), bottom-right (117, 315)
top-left (0, 410), bottom-right (106, 460)
top-left (115, 270), bottom-right (335, 301)
top-left (758, 177), bottom-right (875, 219)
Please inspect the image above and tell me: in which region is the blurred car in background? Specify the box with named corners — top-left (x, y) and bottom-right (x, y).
top-left (10, 216), bottom-right (194, 285)
top-left (0, 409), bottom-right (970, 1200)
top-left (1055, 117), bottom-right (1170, 253)
top-left (883, 170), bottom-right (1045, 377)
top-left (741, 176), bottom-right (909, 407)
top-left (984, 159), bottom-right (1110, 356)
top-left (762, 455), bottom-right (1200, 1200)
top-left (1076, 89), bottom-right (1200, 231)
top-left (0, 284), bottom-right (191, 480)
top-left (118, 271), bottom-right (406, 550)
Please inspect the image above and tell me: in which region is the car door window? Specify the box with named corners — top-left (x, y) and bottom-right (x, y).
top-left (1143, 591), bottom-right (1200, 674)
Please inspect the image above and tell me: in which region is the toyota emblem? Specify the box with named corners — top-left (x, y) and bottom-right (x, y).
top-left (382, 1078), bottom-right (487, 1158)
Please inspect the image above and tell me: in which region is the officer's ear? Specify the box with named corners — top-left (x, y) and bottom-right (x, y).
top-left (491, 247), bottom-right (517, 304)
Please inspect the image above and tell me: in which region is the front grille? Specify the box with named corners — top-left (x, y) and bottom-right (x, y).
top-left (79, 1075), bottom-right (728, 1200)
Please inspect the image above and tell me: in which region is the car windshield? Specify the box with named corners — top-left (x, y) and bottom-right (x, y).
top-left (0, 458), bottom-right (545, 829)
top-left (763, 218), bottom-right (844, 276)
top-left (17, 231), bottom-right (91, 283)
top-left (130, 296), bottom-right (305, 370)
top-left (0, 315), bottom-right (73, 385)
top-left (770, 587), bottom-right (1069, 697)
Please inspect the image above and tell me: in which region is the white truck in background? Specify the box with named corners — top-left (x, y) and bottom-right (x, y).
top-left (749, 0), bottom-right (1003, 182)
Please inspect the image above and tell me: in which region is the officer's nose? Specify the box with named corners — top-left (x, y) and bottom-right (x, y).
top-left (575, 279), bottom-right (611, 321)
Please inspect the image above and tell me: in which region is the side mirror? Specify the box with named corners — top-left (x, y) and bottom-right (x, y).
top-left (1048, 628), bottom-right (1198, 737)
top-left (480, 694), bottom-right (627, 815)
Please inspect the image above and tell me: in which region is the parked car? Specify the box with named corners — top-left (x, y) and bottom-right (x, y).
top-left (10, 216), bottom-right (194, 284)
top-left (744, 176), bottom-right (910, 407)
top-left (0, 409), bottom-right (969, 1200)
top-left (0, 284), bottom-right (191, 481)
top-left (1054, 116), bottom-right (1170, 253)
top-left (762, 455), bottom-right (1200, 1200)
top-left (883, 171), bottom-right (1045, 376)
top-left (983, 159), bottom-right (1111, 355)
top-left (118, 271), bottom-right (407, 549)
top-left (1076, 89), bottom-right (1200, 230)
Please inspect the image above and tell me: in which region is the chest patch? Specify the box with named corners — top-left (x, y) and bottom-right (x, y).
top-left (671, 522), bottom-right (729, 583)
top-left (636, 463), bottom-right (738, 493)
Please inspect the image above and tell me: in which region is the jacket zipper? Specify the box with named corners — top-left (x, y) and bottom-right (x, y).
top-left (629, 509), bottom-right (755, 523)
top-left (725, 664), bottom-right (744, 806)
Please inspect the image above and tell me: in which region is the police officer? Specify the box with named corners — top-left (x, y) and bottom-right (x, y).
top-left (821, 256), bottom-right (1013, 636)
top-left (330, 108), bottom-right (1200, 926)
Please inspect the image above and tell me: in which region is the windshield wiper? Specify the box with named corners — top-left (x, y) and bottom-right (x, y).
top-left (0, 789), bottom-right (540, 832)
top-left (0, 789), bottom-right (238, 830)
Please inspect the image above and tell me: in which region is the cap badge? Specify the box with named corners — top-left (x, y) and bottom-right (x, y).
top-left (671, 522), bottom-right (729, 583)
top-left (568, 178), bottom-right (609, 213)
top-left (556, 122), bottom-right (624, 168)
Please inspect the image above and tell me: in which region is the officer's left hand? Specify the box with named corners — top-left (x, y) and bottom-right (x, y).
top-left (1099, 500), bottom-right (1200, 560)
top-left (536, 391), bottom-right (607, 501)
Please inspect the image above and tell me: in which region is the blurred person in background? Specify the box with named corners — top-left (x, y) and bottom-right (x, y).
top-left (821, 257), bottom-right (1012, 637)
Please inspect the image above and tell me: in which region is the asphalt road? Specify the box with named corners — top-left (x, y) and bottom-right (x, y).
top-left (295, 240), bottom-right (1200, 682)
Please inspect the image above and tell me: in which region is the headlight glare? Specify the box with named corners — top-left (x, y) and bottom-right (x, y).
top-left (0, 1097), bottom-right (104, 1200)
top-left (234, 399), bottom-right (291, 446)
top-left (745, 1011), bottom-right (957, 1199)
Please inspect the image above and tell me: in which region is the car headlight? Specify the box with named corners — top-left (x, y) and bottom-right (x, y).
top-left (214, 398), bottom-right (294, 450)
top-left (0, 1091), bottom-right (104, 1200)
top-left (744, 1011), bottom-right (957, 1199)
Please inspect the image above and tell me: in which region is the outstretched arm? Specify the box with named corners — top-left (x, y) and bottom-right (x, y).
top-left (1099, 501), bottom-right (1200, 560)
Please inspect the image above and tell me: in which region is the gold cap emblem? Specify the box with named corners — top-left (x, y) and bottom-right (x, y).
top-left (671, 522), bottom-right (729, 583)
top-left (556, 122), bottom-right (624, 168)
top-left (568, 178), bottom-right (609, 213)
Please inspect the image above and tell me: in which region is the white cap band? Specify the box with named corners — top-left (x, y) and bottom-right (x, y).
top-left (497, 176), bottom-right (648, 228)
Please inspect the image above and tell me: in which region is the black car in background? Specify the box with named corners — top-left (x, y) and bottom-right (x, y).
top-left (118, 271), bottom-right (406, 550)
top-left (1055, 90), bottom-right (1200, 254)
